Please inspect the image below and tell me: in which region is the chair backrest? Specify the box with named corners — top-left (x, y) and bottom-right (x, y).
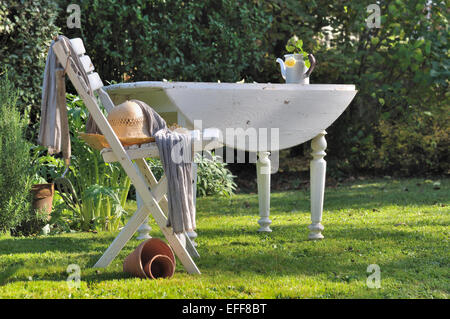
top-left (69, 38), bottom-right (115, 113)
top-left (65, 37), bottom-right (216, 146)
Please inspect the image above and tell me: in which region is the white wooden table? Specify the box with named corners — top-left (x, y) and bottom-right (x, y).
top-left (104, 82), bottom-right (357, 240)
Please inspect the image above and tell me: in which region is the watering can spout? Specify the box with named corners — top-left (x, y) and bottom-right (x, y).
top-left (276, 58), bottom-right (286, 80)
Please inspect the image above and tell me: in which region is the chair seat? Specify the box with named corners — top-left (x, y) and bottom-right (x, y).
top-left (101, 128), bottom-right (222, 163)
top-left (79, 132), bottom-right (155, 151)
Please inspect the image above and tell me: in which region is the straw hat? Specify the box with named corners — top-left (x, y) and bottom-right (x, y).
top-left (79, 100), bottom-right (155, 150)
top-left (108, 100), bottom-right (151, 140)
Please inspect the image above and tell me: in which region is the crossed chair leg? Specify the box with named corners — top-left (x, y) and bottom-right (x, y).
top-left (93, 158), bottom-right (200, 274)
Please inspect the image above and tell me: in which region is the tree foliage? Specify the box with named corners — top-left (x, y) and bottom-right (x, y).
top-left (56, 0), bottom-right (272, 83)
top-left (4, 0), bottom-right (448, 176)
top-left (264, 0), bottom-right (449, 175)
top-left (0, 0), bottom-right (60, 123)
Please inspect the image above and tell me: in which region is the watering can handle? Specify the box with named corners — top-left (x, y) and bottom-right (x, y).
top-left (276, 58), bottom-right (286, 80)
top-left (304, 54), bottom-right (317, 78)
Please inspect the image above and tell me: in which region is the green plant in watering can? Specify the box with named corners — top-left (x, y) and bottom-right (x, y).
top-left (285, 35), bottom-right (311, 68)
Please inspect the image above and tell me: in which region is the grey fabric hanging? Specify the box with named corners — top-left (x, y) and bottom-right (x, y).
top-left (38, 35), bottom-right (95, 165)
top-left (132, 100), bottom-right (196, 234)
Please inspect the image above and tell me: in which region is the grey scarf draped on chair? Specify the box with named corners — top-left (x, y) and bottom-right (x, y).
top-left (132, 100), bottom-right (196, 234)
top-left (38, 35), bottom-right (99, 164)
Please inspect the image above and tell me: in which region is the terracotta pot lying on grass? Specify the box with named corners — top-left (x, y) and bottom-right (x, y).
top-left (123, 238), bottom-right (176, 279)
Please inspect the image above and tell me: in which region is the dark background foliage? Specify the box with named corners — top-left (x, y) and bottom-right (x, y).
top-left (1, 0), bottom-right (448, 178)
top-left (0, 0), bottom-right (60, 124)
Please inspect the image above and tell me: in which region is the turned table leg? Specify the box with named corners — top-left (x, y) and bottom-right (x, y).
top-left (136, 193), bottom-right (152, 239)
top-left (257, 151), bottom-right (272, 232)
top-left (309, 130), bottom-right (327, 240)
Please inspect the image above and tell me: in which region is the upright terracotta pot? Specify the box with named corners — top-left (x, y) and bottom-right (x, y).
top-left (123, 238), bottom-right (176, 279)
top-left (31, 183), bottom-right (54, 217)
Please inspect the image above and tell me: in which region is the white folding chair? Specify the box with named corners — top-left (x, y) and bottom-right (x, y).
top-left (52, 37), bottom-right (220, 274)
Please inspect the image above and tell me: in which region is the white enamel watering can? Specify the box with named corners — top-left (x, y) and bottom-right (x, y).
top-left (276, 53), bottom-right (316, 84)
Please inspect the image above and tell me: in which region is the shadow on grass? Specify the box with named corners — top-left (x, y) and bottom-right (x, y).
top-left (195, 218), bottom-right (448, 242)
top-left (194, 245), bottom-right (446, 285)
top-left (0, 266), bottom-right (128, 287)
top-left (0, 263), bottom-right (25, 286)
top-left (0, 221), bottom-right (447, 288)
top-left (0, 234), bottom-right (115, 255)
top-left (1, 179), bottom-right (447, 288)
top-left (192, 225), bottom-right (448, 285)
top-left (0, 236), bottom-right (135, 286)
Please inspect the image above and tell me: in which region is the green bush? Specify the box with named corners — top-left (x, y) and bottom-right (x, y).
top-left (141, 152), bottom-right (237, 198)
top-left (3, 0), bottom-right (444, 177)
top-left (196, 151), bottom-right (236, 197)
top-left (55, 0), bottom-right (272, 83)
top-left (0, 70), bottom-right (34, 234)
top-left (376, 99), bottom-right (449, 175)
top-left (64, 94), bottom-right (131, 232)
top-left (264, 0), bottom-right (449, 176)
top-left (53, 0), bottom-right (448, 176)
top-left (146, 158), bottom-right (164, 181)
top-left (0, 0), bottom-right (60, 122)
top-left (136, 149), bottom-right (236, 198)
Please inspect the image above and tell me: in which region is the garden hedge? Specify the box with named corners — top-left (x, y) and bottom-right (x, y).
top-left (3, 0), bottom-right (449, 176)
top-left (0, 0), bottom-right (60, 124)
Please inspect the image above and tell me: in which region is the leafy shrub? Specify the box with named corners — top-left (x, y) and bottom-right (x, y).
top-left (31, 146), bottom-right (66, 183)
top-left (263, 0), bottom-right (449, 176)
top-left (0, 70), bottom-right (34, 234)
top-left (55, 0), bottom-right (272, 83)
top-left (196, 151), bottom-right (236, 197)
top-left (376, 100), bottom-right (449, 175)
top-left (145, 152), bottom-right (236, 197)
top-left (63, 94), bottom-right (131, 232)
top-left (147, 158), bottom-right (164, 181)
top-left (13, 0), bottom-right (443, 177)
top-left (0, 0), bottom-right (60, 122)
top-left (10, 208), bottom-right (50, 237)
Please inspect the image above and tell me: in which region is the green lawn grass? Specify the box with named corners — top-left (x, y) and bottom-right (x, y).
top-left (0, 178), bottom-right (448, 298)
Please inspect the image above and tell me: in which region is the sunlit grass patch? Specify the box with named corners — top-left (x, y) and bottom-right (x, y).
top-left (0, 178), bottom-right (448, 298)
